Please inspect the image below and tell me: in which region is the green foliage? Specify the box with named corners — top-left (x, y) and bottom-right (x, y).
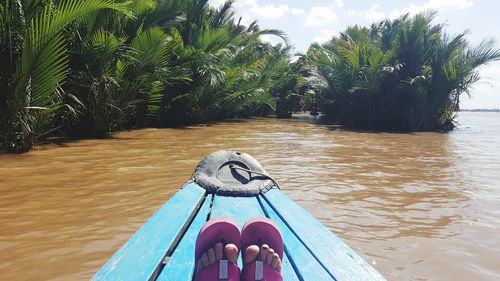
top-left (304, 11), bottom-right (500, 131)
top-left (1, 0), bottom-right (291, 152)
top-left (156, 0), bottom-right (292, 125)
top-left (3, 3), bottom-right (497, 154)
top-left (0, 0), bottom-right (131, 152)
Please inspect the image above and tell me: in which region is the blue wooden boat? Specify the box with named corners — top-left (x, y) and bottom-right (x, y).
top-left (93, 151), bottom-right (386, 281)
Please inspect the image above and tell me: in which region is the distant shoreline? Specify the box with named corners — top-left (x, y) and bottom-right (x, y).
top-left (459, 109), bottom-right (500, 112)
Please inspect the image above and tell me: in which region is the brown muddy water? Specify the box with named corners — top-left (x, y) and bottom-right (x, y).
top-left (1, 112), bottom-right (500, 281)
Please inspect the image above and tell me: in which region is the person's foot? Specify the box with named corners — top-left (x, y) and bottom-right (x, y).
top-left (243, 244), bottom-right (281, 272)
top-left (195, 242), bottom-right (239, 273)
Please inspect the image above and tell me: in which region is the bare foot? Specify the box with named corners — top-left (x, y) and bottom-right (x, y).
top-left (196, 242), bottom-right (239, 273)
top-left (244, 243), bottom-right (281, 273)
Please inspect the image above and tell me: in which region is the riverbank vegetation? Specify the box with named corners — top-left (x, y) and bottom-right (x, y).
top-left (302, 12), bottom-right (500, 131)
top-left (1, 1), bottom-right (498, 153)
top-left (0, 0), bottom-right (296, 152)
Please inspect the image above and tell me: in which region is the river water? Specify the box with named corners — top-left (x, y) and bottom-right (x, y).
top-left (0, 112), bottom-right (499, 281)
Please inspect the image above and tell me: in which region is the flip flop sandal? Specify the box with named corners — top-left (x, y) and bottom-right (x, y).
top-left (194, 217), bottom-right (241, 281)
top-left (241, 218), bottom-right (283, 281)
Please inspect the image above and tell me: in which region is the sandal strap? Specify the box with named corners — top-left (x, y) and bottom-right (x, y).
top-left (255, 261), bottom-right (264, 280)
top-left (219, 260), bottom-right (228, 279)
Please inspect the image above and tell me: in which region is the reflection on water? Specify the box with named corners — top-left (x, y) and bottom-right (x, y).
top-left (1, 112), bottom-right (500, 281)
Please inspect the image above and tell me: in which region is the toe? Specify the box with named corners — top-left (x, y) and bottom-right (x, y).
top-left (276, 258), bottom-right (282, 273)
top-left (244, 245), bottom-right (260, 264)
top-left (258, 244), bottom-right (269, 261)
top-left (196, 259), bottom-right (203, 273)
top-left (202, 252), bottom-right (209, 267)
top-left (265, 248), bottom-right (275, 264)
top-left (225, 244), bottom-right (239, 264)
top-left (271, 253), bottom-right (280, 270)
top-left (215, 243), bottom-right (223, 261)
top-left (208, 248), bottom-right (216, 264)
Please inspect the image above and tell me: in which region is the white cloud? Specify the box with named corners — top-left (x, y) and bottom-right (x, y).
top-left (428, 0), bottom-right (474, 9)
top-left (334, 0), bottom-right (344, 8)
top-left (259, 34), bottom-right (275, 44)
top-left (389, 0), bottom-right (474, 19)
top-left (305, 7), bottom-right (339, 27)
top-left (249, 4), bottom-right (291, 20)
top-left (346, 8), bottom-right (356, 16)
top-left (312, 29), bottom-right (338, 44)
top-left (363, 4), bottom-right (385, 22)
top-left (209, 0), bottom-right (227, 8)
top-left (233, 0), bottom-right (256, 7)
top-left (210, 0), bottom-right (305, 21)
top-left (291, 8), bottom-right (306, 16)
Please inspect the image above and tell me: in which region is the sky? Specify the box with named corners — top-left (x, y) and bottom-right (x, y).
top-left (209, 0), bottom-right (500, 109)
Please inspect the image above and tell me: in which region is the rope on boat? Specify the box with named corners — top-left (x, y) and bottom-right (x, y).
top-left (193, 150), bottom-right (279, 196)
top-left (228, 164), bottom-right (281, 192)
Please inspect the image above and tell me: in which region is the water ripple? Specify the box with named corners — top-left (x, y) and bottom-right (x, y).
top-left (1, 113), bottom-right (499, 280)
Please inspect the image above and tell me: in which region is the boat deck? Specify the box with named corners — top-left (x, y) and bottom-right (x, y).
top-left (93, 182), bottom-right (386, 281)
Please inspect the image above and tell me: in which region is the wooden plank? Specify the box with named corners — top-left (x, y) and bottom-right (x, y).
top-left (210, 195), bottom-right (300, 281)
top-left (93, 183), bottom-right (206, 281)
top-left (156, 194), bottom-right (212, 281)
top-left (262, 189), bottom-right (387, 281)
top-left (258, 196), bottom-right (335, 281)
top-left (280, 250), bottom-right (300, 281)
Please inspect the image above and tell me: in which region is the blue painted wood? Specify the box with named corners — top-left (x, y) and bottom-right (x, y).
top-left (279, 250), bottom-right (300, 281)
top-left (93, 183), bottom-right (206, 281)
top-left (156, 194), bottom-right (212, 281)
top-left (210, 195), bottom-right (300, 281)
top-left (93, 185), bottom-right (385, 281)
top-left (262, 188), bottom-right (387, 281)
top-left (258, 196), bottom-right (335, 281)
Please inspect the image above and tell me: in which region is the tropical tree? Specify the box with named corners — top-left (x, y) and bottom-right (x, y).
top-left (63, 1), bottom-right (191, 137)
top-left (304, 11), bottom-right (500, 131)
top-left (157, 0), bottom-right (289, 125)
top-left (0, 0), bottom-right (130, 152)
top-left (1, 0), bottom-right (293, 152)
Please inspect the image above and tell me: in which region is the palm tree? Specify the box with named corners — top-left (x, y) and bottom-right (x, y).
top-left (1, 0), bottom-right (295, 152)
top-left (157, 0), bottom-right (289, 125)
top-left (304, 11), bottom-right (500, 131)
top-left (0, 0), bottom-right (130, 152)
top-left (63, 0), bottom-right (191, 137)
